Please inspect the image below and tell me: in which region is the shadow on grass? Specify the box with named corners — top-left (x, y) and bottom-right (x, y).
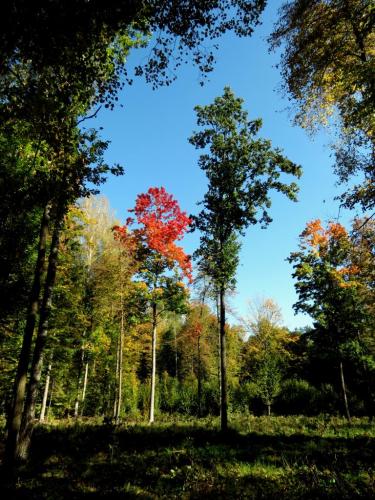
top-left (1, 423), bottom-right (374, 499)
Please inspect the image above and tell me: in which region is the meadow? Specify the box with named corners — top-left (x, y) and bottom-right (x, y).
top-left (1, 415), bottom-right (374, 499)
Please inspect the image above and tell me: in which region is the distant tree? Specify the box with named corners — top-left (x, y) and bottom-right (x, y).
top-left (190, 87), bottom-right (301, 430)
top-left (270, 0), bottom-right (375, 211)
top-left (241, 299), bottom-right (295, 415)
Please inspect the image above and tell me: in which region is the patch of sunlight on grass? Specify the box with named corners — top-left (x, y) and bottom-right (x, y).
top-left (216, 460), bottom-right (287, 480)
top-left (75, 480), bottom-right (98, 493)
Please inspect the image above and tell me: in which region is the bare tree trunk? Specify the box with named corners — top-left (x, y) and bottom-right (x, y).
top-left (16, 214), bottom-right (62, 461)
top-left (197, 334), bottom-right (202, 418)
top-left (113, 333), bottom-right (120, 419)
top-left (74, 346), bottom-right (85, 418)
top-left (39, 358), bottom-right (53, 422)
top-left (149, 303), bottom-right (157, 424)
top-left (80, 361), bottom-right (89, 417)
top-left (340, 360), bottom-right (351, 422)
top-left (5, 203), bottom-right (50, 467)
top-left (216, 295), bottom-right (221, 402)
top-left (219, 287), bottom-right (228, 432)
top-left (174, 323), bottom-right (178, 379)
top-left (267, 403), bottom-right (271, 416)
top-left (46, 378), bottom-right (54, 422)
top-left (197, 288), bottom-right (206, 418)
top-left (115, 308), bottom-right (124, 424)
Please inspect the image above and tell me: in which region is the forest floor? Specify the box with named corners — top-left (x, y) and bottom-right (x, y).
top-left (0, 415), bottom-right (374, 499)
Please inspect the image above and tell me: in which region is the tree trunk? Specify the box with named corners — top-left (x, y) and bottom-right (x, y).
top-left (115, 308), bottom-right (124, 424)
top-left (219, 286), bottom-right (228, 432)
top-left (74, 346), bottom-right (85, 418)
top-left (267, 403), bottom-right (271, 417)
top-left (80, 361), bottom-right (89, 417)
top-left (46, 378), bottom-right (54, 421)
top-left (16, 214), bottom-right (62, 461)
top-left (39, 358), bottom-right (53, 422)
top-left (113, 333), bottom-right (120, 419)
top-left (174, 323), bottom-right (178, 379)
top-left (339, 360), bottom-right (351, 422)
top-left (197, 289), bottom-right (206, 418)
top-left (5, 203), bottom-right (50, 467)
top-left (197, 334), bottom-right (202, 418)
top-left (216, 295), bottom-right (221, 402)
top-left (149, 303), bottom-right (157, 424)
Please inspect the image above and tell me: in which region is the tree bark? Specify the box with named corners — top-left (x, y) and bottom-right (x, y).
top-left (39, 357), bottom-right (53, 422)
top-left (339, 360), bottom-right (351, 422)
top-left (5, 202), bottom-right (50, 467)
top-left (219, 286), bottom-right (228, 432)
top-left (16, 213), bottom-right (63, 461)
top-left (149, 303), bottom-right (157, 424)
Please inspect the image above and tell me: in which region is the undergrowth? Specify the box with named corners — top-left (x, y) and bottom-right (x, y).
top-left (1, 415), bottom-right (374, 499)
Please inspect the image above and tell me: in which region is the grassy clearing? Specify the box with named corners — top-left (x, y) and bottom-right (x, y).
top-left (1, 415), bottom-right (374, 499)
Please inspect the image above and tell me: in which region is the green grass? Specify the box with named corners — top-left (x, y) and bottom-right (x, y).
top-left (1, 415), bottom-right (374, 499)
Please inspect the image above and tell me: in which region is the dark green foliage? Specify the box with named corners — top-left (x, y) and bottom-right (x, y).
top-left (191, 86), bottom-right (302, 290)
top-left (0, 127), bottom-right (45, 321)
top-left (190, 87), bottom-right (301, 430)
top-left (0, 1), bottom-right (266, 91)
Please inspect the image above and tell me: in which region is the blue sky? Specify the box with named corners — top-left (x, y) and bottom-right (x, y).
top-left (89, 1), bottom-right (358, 329)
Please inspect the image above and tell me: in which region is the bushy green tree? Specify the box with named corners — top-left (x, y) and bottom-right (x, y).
top-left (289, 219), bottom-right (375, 419)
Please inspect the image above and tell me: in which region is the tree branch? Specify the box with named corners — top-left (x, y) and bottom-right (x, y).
top-left (77, 106), bottom-right (102, 126)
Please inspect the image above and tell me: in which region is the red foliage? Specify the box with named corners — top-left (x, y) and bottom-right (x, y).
top-left (115, 187), bottom-right (193, 282)
top-left (112, 224), bottom-right (139, 253)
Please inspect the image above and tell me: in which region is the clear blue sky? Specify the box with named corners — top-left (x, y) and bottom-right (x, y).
top-left (89, 1), bottom-right (359, 330)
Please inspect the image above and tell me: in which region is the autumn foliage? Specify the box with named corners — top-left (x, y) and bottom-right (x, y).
top-left (302, 219), bottom-right (348, 250)
top-left (299, 219), bottom-right (359, 286)
top-left (114, 187), bottom-right (192, 282)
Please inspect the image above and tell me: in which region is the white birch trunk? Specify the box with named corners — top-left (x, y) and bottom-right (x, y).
top-left (39, 361), bottom-right (52, 422)
top-left (149, 303), bottom-right (157, 424)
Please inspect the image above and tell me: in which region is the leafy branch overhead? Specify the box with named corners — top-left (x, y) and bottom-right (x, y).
top-left (269, 0), bottom-right (374, 211)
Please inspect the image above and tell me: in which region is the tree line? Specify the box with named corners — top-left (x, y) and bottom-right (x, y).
top-left (1, 194), bottom-right (373, 426)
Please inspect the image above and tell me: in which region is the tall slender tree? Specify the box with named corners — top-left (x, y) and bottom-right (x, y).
top-left (190, 87), bottom-right (301, 431)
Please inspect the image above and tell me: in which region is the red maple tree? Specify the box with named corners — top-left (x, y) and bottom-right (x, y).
top-left (114, 187), bottom-right (193, 282)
